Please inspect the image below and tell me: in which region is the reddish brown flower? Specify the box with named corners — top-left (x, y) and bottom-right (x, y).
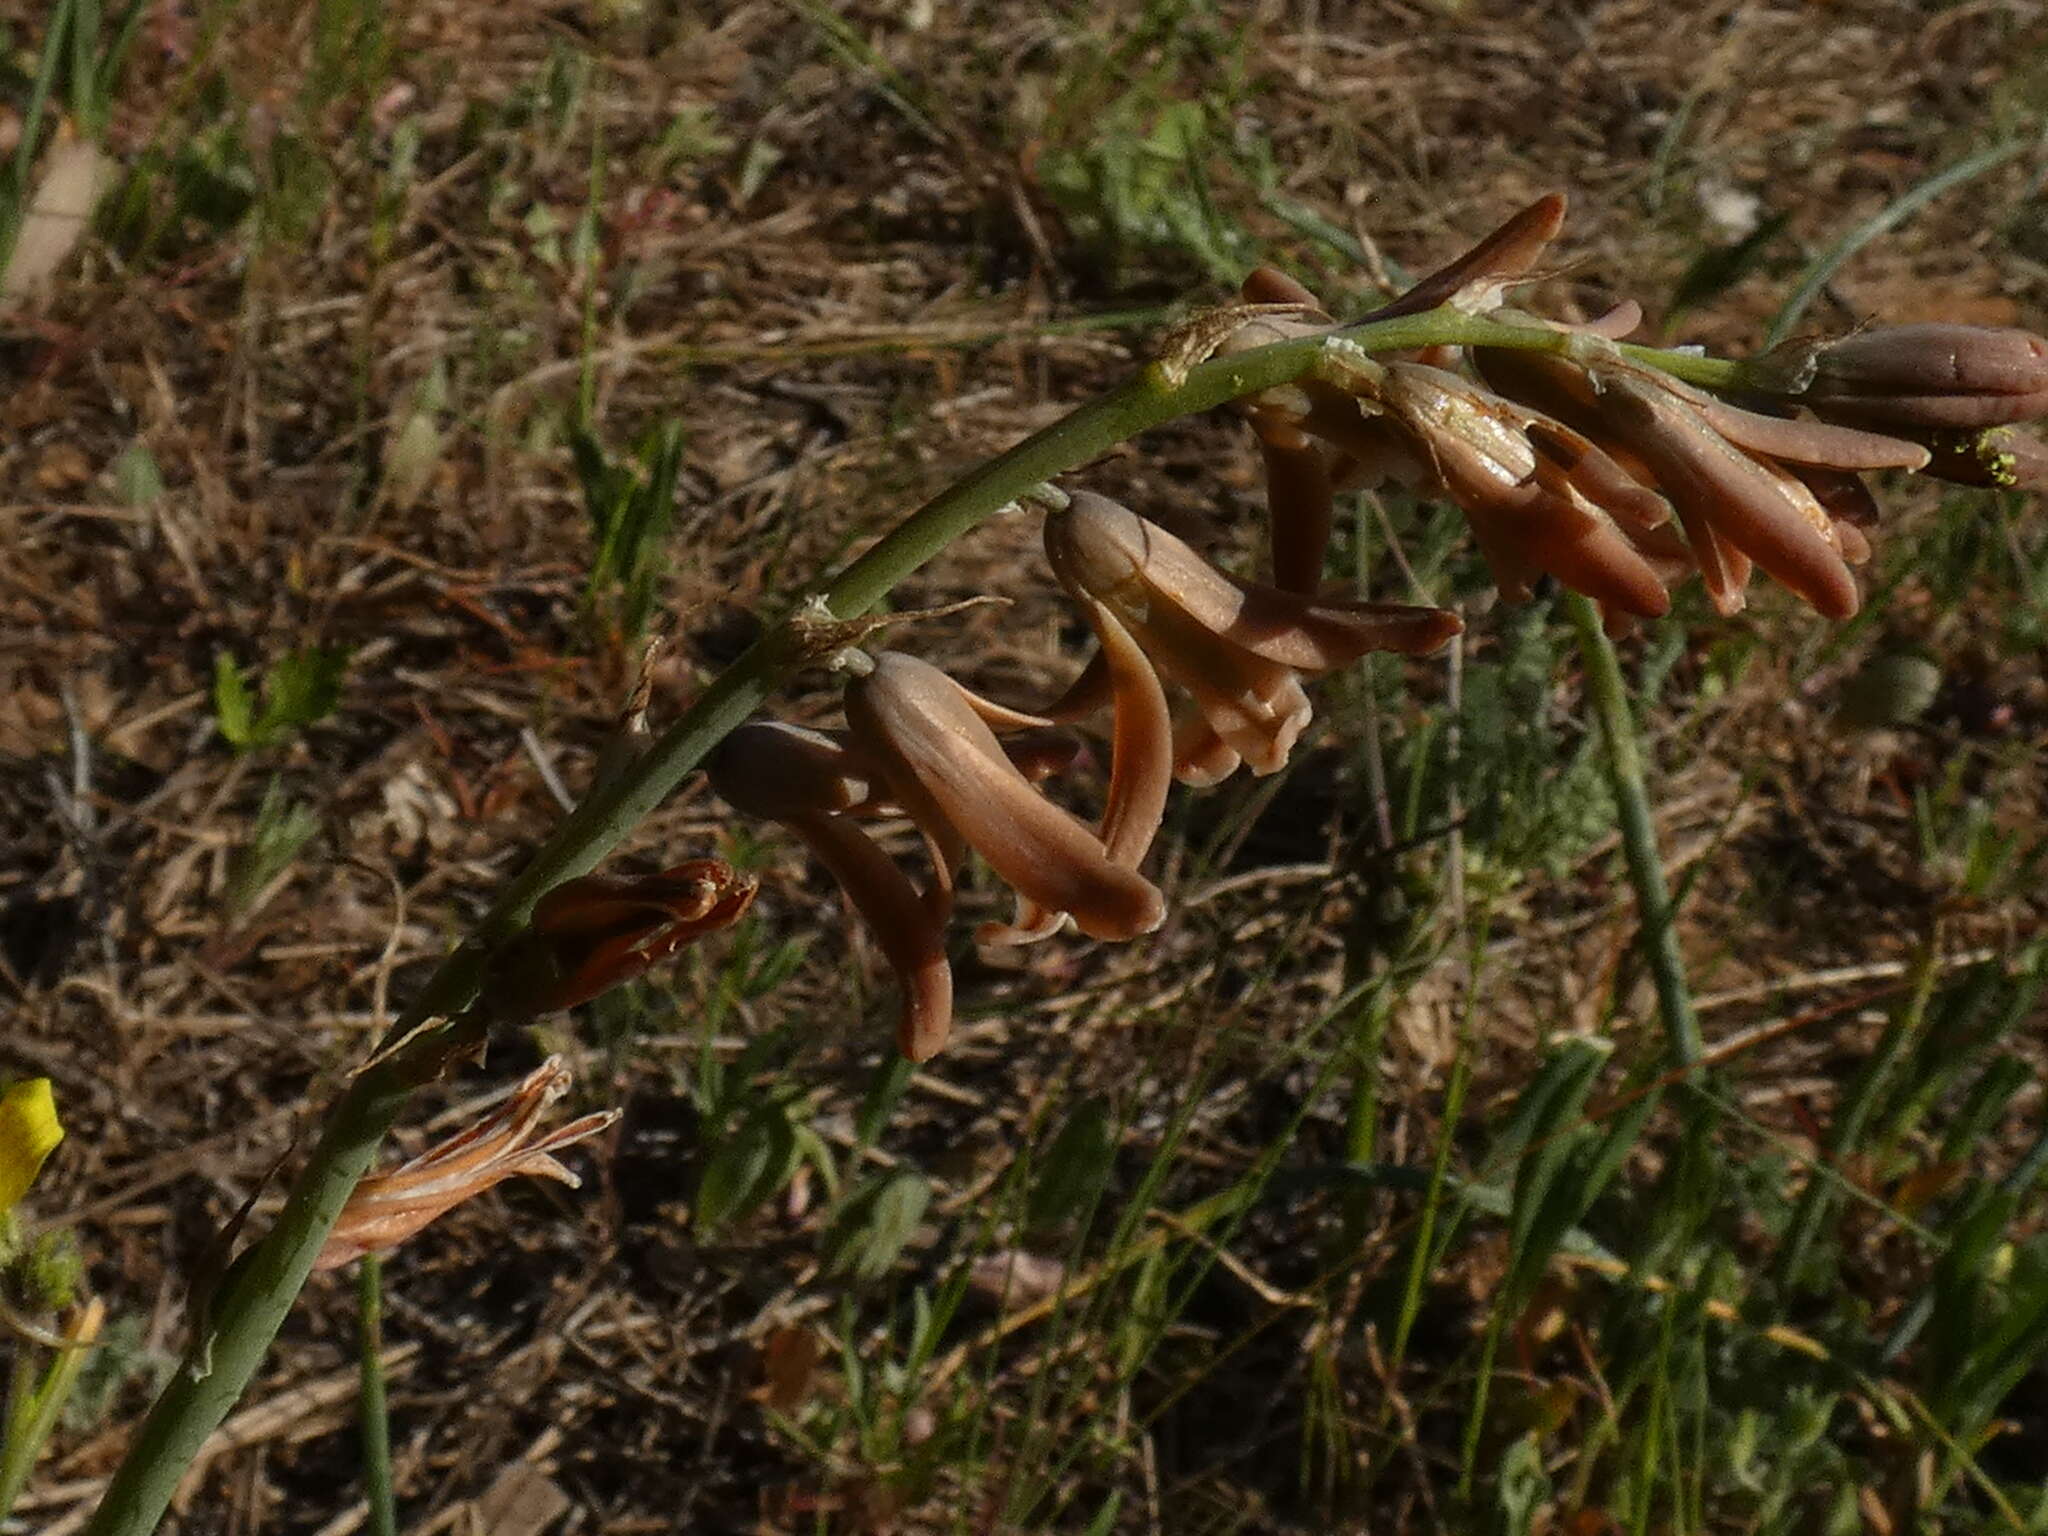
top-left (709, 656), bottom-right (1165, 1062)
top-left (1042, 491), bottom-right (1462, 787)
top-left (491, 859), bottom-right (758, 1013)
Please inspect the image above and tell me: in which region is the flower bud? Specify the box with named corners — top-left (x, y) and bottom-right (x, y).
top-left (1754, 324), bottom-right (2048, 429)
top-left (492, 859), bottom-right (758, 1013)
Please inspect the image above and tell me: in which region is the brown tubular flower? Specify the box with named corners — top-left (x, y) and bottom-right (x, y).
top-left (1472, 343), bottom-right (1929, 619)
top-left (494, 859), bottom-right (758, 1013)
top-left (845, 652), bottom-right (1166, 946)
top-left (1750, 323), bottom-right (2048, 430)
top-left (315, 1058), bottom-right (616, 1271)
top-left (1356, 361), bottom-right (1678, 630)
top-left (1227, 198), bottom-right (1570, 592)
top-left (708, 662), bottom-right (1165, 1063)
top-left (710, 721), bottom-right (953, 1062)
top-left (1042, 491), bottom-right (1462, 787)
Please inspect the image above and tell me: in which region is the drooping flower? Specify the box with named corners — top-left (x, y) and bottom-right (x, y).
top-left (1364, 361), bottom-right (1681, 631)
top-left (1471, 343), bottom-right (1930, 618)
top-left (847, 651), bottom-right (1168, 946)
top-left (1041, 491), bottom-right (1463, 787)
top-left (314, 1058), bottom-right (617, 1271)
top-left (710, 719), bottom-right (955, 1061)
top-left (1225, 197), bottom-right (1572, 593)
top-left (487, 859), bottom-right (758, 1014)
top-left (708, 656), bottom-right (1166, 1062)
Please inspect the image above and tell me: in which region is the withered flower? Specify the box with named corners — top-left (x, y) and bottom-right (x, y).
top-left (708, 656), bottom-right (1165, 1062)
top-left (315, 1058), bottom-right (617, 1271)
top-left (489, 859), bottom-right (758, 1014)
top-left (1042, 491), bottom-right (1462, 787)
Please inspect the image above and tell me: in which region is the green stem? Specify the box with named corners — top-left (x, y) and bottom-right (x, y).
top-left (83, 308), bottom-right (1728, 1536)
top-left (356, 1256), bottom-right (395, 1536)
top-left (1564, 594), bottom-right (1702, 1069)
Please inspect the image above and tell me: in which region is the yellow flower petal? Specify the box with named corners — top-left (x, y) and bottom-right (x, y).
top-left (0, 1078), bottom-right (63, 1212)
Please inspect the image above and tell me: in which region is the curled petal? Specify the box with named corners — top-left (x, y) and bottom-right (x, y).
top-left (847, 653), bottom-right (1165, 942)
top-left (1078, 597), bottom-right (1173, 872)
top-left (1172, 712), bottom-right (1243, 788)
top-left (785, 809), bottom-right (955, 1062)
top-left (1139, 596), bottom-right (1315, 774)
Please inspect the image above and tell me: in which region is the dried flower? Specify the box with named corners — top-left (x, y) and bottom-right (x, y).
top-left (1042, 491), bottom-right (1462, 787)
top-left (488, 859), bottom-right (758, 1014)
top-left (314, 1058), bottom-right (617, 1271)
top-left (1748, 323), bottom-right (2048, 429)
top-left (709, 656), bottom-right (1165, 1062)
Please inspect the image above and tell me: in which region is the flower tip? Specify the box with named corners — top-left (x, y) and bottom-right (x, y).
top-left (1043, 490), bottom-right (1148, 598)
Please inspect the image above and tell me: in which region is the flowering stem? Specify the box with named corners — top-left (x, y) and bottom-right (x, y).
top-left (1563, 594), bottom-right (1703, 1068)
top-left (356, 1255), bottom-right (396, 1536)
top-left (83, 306), bottom-right (1731, 1536)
